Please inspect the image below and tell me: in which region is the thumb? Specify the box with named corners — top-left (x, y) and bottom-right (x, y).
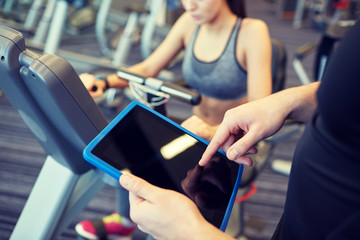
top-left (120, 173), bottom-right (156, 202)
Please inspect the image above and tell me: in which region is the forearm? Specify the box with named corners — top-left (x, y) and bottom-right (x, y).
top-left (286, 82), bottom-right (319, 122)
top-left (186, 218), bottom-right (236, 240)
top-left (271, 82), bottom-right (319, 123)
top-left (106, 15), bottom-right (185, 89)
top-left (106, 61), bottom-right (162, 89)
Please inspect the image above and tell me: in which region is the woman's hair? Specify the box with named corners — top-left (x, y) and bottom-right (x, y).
top-left (227, 0), bottom-right (247, 18)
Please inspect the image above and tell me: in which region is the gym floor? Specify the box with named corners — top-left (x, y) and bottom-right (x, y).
top-left (0, 0), bottom-right (321, 239)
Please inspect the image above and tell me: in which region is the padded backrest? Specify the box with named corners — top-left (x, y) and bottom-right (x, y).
top-left (271, 38), bottom-right (287, 93)
top-left (0, 26), bottom-right (108, 174)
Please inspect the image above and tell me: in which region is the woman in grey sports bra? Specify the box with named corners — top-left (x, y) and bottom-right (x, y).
top-left (81, 0), bottom-right (272, 141)
top-left (182, 18), bottom-right (247, 101)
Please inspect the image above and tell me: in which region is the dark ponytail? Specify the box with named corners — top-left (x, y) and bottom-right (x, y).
top-left (227, 0), bottom-right (247, 18)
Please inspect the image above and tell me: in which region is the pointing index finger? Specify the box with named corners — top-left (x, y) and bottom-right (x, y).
top-left (199, 125), bottom-right (231, 166)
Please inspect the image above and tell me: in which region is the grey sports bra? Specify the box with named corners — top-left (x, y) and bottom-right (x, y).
top-left (182, 18), bottom-right (247, 100)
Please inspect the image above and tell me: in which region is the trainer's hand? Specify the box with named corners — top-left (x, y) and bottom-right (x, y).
top-left (199, 97), bottom-right (286, 167)
top-left (119, 173), bottom-right (231, 240)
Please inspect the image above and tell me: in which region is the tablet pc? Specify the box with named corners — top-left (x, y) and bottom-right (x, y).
top-left (83, 101), bottom-right (243, 231)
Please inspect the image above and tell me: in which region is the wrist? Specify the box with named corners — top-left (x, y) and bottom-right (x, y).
top-left (95, 78), bottom-right (109, 92)
top-left (286, 82), bottom-right (319, 122)
top-left (107, 73), bottom-right (129, 88)
top-left (189, 220), bottom-right (235, 240)
top-left (103, 77), bottom-right (110, 91)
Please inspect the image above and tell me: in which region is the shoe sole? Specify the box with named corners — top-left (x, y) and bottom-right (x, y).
top-left (75, 224), bottom-right (133, 240)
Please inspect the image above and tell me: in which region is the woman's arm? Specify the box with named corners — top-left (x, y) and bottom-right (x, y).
top-left (81, 13), bottom-right (196, 96)
top-left (239, 19), bottom-right (272, 101)
top-left (107, 13), bottom-right (194, 86)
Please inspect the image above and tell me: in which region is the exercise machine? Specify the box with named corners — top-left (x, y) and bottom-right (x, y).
top-left (292, 0), bottom-right (357, 29)
top-left (0, 24), bottom-right (109, 239)
top-left (0, 0), bottom-right (46, 34)
top-left (293, 19), bottom-right (355, 84)
top-left (0, 24), bottom-right (201, 239)
top-left (25, 0), bottom-right (172, 71)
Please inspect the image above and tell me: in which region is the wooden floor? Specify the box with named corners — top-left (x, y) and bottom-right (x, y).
top-left (0, 0), bottom-right (321, 239)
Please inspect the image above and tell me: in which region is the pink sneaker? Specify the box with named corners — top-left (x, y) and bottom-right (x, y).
top-left (75, 213), bottom-right (136, 240)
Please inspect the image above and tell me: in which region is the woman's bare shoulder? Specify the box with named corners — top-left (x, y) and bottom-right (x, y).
top-left (238, 18), bottom-right (270, 48)
top-left (240, 18), bottom-right (269, 34)
top-left (174, 13), bottom-right (197, 31)
top-left (171, 12), bottom-right (198, 44)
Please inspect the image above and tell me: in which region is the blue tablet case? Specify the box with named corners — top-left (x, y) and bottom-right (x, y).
top-left (83, 101), bottom-right (243, 231)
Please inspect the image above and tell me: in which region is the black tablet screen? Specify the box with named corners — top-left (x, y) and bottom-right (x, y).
top-left (91, 105), bottom-right (240, 228)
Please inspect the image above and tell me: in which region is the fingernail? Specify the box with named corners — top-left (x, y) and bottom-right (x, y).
top-left (228, 148), bottom-right (239, 160)
top-left (198, 159), bottom-right (204, 166)
top-left (120, 173), bottom-right (131, 187)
